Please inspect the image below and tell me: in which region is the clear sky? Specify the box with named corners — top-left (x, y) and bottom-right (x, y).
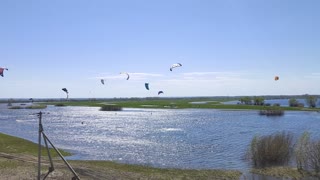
top-left (1, 0), bottom-right (320, 98)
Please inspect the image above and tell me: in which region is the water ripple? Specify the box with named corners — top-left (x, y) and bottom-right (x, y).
top-left (0, 105), bottom-right (320, 170)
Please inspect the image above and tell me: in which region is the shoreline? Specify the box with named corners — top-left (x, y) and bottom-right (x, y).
top-left (0, 132), bottom-right (242, 179)
top-left (1, 132), bottom-right (318, 179)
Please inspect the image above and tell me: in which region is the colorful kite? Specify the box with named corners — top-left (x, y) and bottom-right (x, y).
top-left (0, 67), bottom-right (8, 77)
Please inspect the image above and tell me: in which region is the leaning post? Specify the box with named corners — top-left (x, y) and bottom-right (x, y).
top-left (37, 111), bottom-right (43, 180)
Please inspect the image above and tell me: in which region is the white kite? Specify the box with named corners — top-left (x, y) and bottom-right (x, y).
top-left (170, 63), bottom-right (182, 71)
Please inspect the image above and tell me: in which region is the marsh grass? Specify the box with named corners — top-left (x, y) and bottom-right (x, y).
top-left (100, 104), bottom-right (122, 111)
top-left (248, 132), bottom-right (293, 168)
top-left (8, 104), bottom-right (47, 109)
top-left (295, 132), bottom-right (310, 171)
top-left (259, 106), bottom-right (284, 116)
top-left (259, 109), bottom-right (284, 116)
top-left (25, 104), bottom-right (47, 109)
top-left (294, 132), bottom-right (320, 173)
top-left (308, 141), bottom-right (320, 173)
top-left (249, 132), bottom-right (320, 178)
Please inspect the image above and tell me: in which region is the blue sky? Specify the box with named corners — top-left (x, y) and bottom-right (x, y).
top-left (1, 0), bottom-right (320, 98)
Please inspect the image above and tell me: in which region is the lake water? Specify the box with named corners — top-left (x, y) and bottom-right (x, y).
top-left (1, 104), bottom-right (320, 172)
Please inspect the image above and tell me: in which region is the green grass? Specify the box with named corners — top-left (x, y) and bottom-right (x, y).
top-left (8, 104), bottom-right (47, 109)
top-left (45, 98), bottom-right (222, 109)
top-left (25, 104), bottom-right (47, 109)
top-left (43, 98), bottom-right (320, 111)
top-left (71, 160), bottom-right (242, 179)
top-left (0, 133), bottom-right (70, 157)
top-left (0, 159), bottom-right (19, 169)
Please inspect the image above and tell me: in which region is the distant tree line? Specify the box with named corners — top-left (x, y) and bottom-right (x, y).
top-left (239, 95), bottom-right (318, 108)
top-left (289, 98), bottom-right (304, 107)
top-left (289, 95), bottom-right (318, 108)
top-left (239, 96), bottom-right (265, 106)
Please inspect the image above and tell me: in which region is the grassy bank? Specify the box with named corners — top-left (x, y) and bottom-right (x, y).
top-left (0, 133), bottom-right (70, 157)
top-left (8, 104), bottom-right (47, 109)
top-left (43, 98), bottom-right (319, 111)
top-left (0, 133), bottom-right (242, 179)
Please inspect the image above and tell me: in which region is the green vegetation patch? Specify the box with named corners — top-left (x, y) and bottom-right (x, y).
top-left (45, 98), bottom-right (227, 109)
top-left (0, 133), bottom-right (70, 157)
top-left (25, 104), bottom-right (47, 109)
top-left (248, 131), bottom-right (320, 179)
top-left (0, 158), bottom-right (19, 169)
top-left (259, 107), bottom-right (284, 116)
top-left (72, 160), bottom-right (242, 179)
top-left (100, 104), bottom-right (122, 111)
top-left (43, 97), bottom-right (320, 111)
top-left (8, 104), bottom-right (47, 109)
top-left (8, 106), bottom-right (22, 109)
top-left (247, 132), bottom-right (293, 168)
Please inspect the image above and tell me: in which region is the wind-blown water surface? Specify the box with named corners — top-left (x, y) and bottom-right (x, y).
top-left (1, 104), bottom-right (320, 170)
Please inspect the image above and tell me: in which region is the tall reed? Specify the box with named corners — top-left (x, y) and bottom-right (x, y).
top-left (248, 132), bottom-right (293, 168)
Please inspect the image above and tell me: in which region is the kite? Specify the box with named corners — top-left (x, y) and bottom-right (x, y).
top-left (101, 79), bottom-right (105, 85)
top-left (62, 88), bottom-right (69, 99)
top-left (145, 83), bottom-right (149, 90)
top-left (158, 91), bottom-right (164, 95)
top-left (0, 67), bottom-right (8, 77)
top-left (170, 63), bottom-right (182, 71)
top-left (120, 72), bottom-right (130, 80)
top-left (274, 76), bottom-right (279, 81)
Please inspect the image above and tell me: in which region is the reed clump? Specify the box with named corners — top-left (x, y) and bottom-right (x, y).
top-left (100, 104), bottom-right (122, 111)
top-left (248, 132), bottom-right (293, 168)
top-left (259, 106), bottom-right (284, 116)
top-left (259, 109), bottom-right (284, 116)
top-left (249, 131), bottom-right (320, 178)
top-left (295, 132), bottom-right (320, 173)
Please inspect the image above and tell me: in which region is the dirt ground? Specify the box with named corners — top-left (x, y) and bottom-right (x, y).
top-left (0, 152), bottom-right (142, 180)
top-left (0, 152), bottom-right (241, 180)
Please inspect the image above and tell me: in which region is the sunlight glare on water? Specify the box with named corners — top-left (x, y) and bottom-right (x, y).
top-left (1, 104), bottom-right (320, 170)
